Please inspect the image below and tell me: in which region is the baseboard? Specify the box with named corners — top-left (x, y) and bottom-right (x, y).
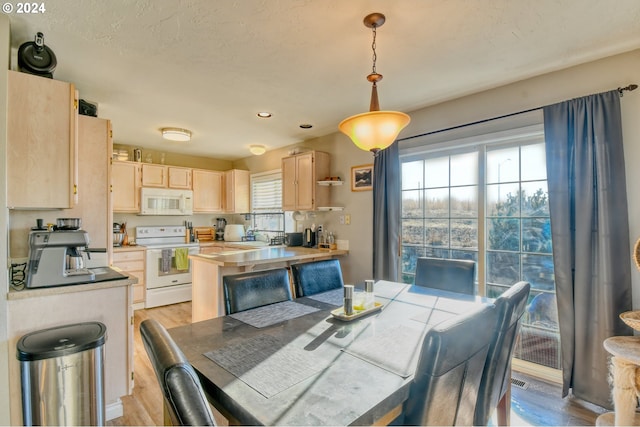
top-left (106, 398), bottom-right (123, 421)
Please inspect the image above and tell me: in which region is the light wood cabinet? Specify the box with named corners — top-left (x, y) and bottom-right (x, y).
top-left (224, 169), bottom-right (250, 213)
top-left (141, 164), bottom-right (167, 188)
top-left (168, 166), bottom-right (192, 189)
top-left (7, 70), bottom-right (78, 209)
top-left (113, 248), bottom-right (146, 306)
top-left (112, 161), bottom-right (141, 212)
top-left (282, 151), bottom-right (330, 211)
top-left (192, 169), bottom-right (223, 213)
top-left (63, 115), bottom-right (112, 249)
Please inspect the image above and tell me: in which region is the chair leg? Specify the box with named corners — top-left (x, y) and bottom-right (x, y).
top-left (497, 383), bottom-right (511, 426)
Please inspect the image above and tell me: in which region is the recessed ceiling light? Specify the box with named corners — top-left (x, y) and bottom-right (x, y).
top-left (257, 112), bottom-right (272, 118)
top-left (249, 145), bottom-right (266, 155)
top-left (299, 124), bottom-right (313, 129)
top-left (161, 127), bottom-right (191, 142)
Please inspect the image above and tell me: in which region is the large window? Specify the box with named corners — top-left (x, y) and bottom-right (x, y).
top-left (401, 125), bottom-right (561, 372)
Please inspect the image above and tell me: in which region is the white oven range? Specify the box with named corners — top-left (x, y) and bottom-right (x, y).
top-left (135, 226), bottom-right (199, 308)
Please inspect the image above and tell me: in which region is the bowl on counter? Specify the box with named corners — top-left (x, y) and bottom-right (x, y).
top-left (113, 232), bottom-right (125, 247)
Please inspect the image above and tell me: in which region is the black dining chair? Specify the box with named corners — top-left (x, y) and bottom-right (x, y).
top-left (140, 319), bottom-right (217, 426)
top-left (222, 268), bottom-right (292, 314)
top-left (290, 259), bottom-right (345, 297)
top-left (400, 303), bottom-right (498, 426)
top-left (414, 257), bottom-right (476, 295)
top-left (474, 281), bottom-right (531, 426)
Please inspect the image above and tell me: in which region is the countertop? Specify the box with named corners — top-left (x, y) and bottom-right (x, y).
top-left (191, 246), bottom-right (348, 267)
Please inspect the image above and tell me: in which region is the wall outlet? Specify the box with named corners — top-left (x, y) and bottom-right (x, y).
top-left (345, 214), bottom-right (351, 225)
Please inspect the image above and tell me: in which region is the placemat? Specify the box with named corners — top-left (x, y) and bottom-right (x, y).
top-left (230, 300), bottom-right (320, 328)
top-left (204, 334), bottom-right (329, 398)
top-left (410, 307), bottom-right (456, 325)
top-left (342, 325), bottom-right (425, 378)
top-left (306, 288), bottom-right (344, 306)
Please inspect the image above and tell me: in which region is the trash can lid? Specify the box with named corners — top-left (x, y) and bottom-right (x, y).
top-left (16, 322), bottom-right (107, 361)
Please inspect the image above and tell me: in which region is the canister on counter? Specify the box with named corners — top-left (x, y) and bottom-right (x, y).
top-left (343, 285), bottom-right (354, 315)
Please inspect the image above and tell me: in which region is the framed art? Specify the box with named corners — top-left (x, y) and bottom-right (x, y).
top-left (351, 164), bottom-right (373, 191)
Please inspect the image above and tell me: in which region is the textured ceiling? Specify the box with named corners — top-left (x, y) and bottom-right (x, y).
top-left (7, 0), bottom-right (640, 160)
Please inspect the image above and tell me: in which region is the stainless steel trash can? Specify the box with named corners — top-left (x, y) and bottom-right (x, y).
top-left (17, 322), bottom-right (107, 426)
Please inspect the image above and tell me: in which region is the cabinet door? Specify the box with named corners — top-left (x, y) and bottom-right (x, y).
top-left (224, 169), bottom-right (250, 213)
top-left (141, 164), bottom-right (168, 187)
top-left (295, 152), bottom-right (315, 210)
top-left (282, 156), bottom-right (297, 211)
top-left (113, 161), bottom-right (141, 212)
top-left (168, 167), bottom-right (192, 189)
top-left (193, 169), bottom-right (223, 213)
top-left (7, 70), bottom-right (78, 209)
top-left (63, 115), bottom-right (112, 248)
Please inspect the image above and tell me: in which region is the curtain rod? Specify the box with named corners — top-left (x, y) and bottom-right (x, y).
top-left (398, 83), bottom-right (637, 143)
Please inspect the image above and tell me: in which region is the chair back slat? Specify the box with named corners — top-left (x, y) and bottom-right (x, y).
top-left (223, 268), bottom-right (292, 314)
top-left (414, 257), bottom-right (476, 295)
top-left (291, 259), bottom-right (344, 297)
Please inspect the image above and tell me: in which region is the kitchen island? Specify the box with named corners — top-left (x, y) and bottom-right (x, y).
top-left (190, 246), bottom-right (348, 322)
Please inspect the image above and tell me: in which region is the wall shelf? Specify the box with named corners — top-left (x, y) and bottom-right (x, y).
top-left (317, 180), bottom-right (343, 186)
top-left (317, 206), bottom-right (344, 211)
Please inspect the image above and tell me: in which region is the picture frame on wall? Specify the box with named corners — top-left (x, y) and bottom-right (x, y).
top-left (351, 164), bottom-right (373, 191)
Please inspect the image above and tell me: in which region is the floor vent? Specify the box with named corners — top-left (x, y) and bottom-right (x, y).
top-left (511, 377), bottom-right (529, 390)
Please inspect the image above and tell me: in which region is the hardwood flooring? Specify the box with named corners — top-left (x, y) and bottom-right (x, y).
top-left (107, 301), bottom-right (606, 426)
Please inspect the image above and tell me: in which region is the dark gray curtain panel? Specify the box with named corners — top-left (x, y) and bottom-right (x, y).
top-left (373, 143), bottom-right (400, 281)
top-left (543, 90), bottom-right (632, 409)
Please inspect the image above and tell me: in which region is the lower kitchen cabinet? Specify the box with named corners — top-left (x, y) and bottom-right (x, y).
top-left (112, 247), bottom-right (146, 307)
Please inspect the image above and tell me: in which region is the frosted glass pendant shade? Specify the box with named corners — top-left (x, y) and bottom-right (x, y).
top-left (339, 110), bottom-right (410, 153)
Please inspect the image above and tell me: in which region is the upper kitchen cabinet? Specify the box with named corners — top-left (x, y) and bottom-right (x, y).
top-left (282, 151), bottom-right (330, 211)
top-left (141, 164), bottom-right (192, 189)
top-left (112, 161), bottom-right (141, 213)
top-left (64, 115), bottom-right (113, 249)
top-left (7, 70), bottom-right (78, 209)
top-left (141, 164), bottom-right (167, 188)
top-left (192, 169), bottom-right (223, 213)
top-left (224, 169), bottom-right (250, 213)
top-left (168, 166), bottom-right (192, 189)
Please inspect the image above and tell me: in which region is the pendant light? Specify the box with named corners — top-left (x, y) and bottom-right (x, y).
top-left (339, 13), bottom-right (410, 155)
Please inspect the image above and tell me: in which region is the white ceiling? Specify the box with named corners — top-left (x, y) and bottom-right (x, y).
top-left (7, 0), bottom-right (640, 160)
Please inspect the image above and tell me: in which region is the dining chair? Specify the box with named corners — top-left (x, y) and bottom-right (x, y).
top-left (474, 281), bottom-right (531, 426)
top-left (140, 319), bottom-right (217, 426)
top-left (290, 259), bottom-right (344, 297)
top-left (400, 303), bottom-right (498, 426)
top-left (222, 267), bottom-right (292, 314)
top-left (414, 257), bottom-right (476, 295)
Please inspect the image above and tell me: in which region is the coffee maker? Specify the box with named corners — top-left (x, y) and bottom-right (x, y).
top-left (26, 230), bottom-right (95, 288)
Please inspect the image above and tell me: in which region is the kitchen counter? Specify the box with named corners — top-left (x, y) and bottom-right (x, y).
top-left (190, 246), bottom-right (348, 322)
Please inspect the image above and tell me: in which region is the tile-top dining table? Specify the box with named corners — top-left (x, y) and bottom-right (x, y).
top-left (169, 280), bottom-right (492, 426)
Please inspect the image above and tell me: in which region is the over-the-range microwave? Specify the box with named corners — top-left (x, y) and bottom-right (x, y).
top-left (139, 187), bottom-right (193, 216)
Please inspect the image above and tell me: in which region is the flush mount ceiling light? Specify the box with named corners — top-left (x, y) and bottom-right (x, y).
top-left (249, 145), bottom-right (266, 155)
top-left (161, 127), bottom-right (191, 142)
top-left (257, 112), bottom-right (272, 118)
top-left (338, 13), bottom-right (410, 155)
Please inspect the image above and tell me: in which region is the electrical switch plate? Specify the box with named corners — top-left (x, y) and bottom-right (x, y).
top-left (345, 214), bottom-right (351, 225)
top-left (339, 215), bottom-right (345, 225)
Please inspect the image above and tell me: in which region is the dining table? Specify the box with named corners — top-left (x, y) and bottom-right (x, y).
top-left (169, 280), bottom-right (493, 426)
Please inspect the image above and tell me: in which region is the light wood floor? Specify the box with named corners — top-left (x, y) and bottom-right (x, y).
top-left (107, 301), bottom-right (605, 426)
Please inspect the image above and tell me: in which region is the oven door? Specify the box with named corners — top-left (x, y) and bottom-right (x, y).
top-left (145, 246), bottom-right (198, 289)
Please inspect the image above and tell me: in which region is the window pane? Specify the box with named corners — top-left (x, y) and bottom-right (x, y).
top-left (486, 251), bottom-right (520, 285)
top-left (450, 152), bottom-right (478, 186)
top-left (402, 219), bottom-right (423, 245)
top-left (402, 190), bottom-right (423, 218)
top-left (487, 218), bottom-right (520, 251)
top-left (521, 181), bottom-right (549, 217)
top-left (487, 183), bottom-right (520, 216)
top-left (451, 219), bottom-right (478, 249)
top-left (425, 188), bottom-right (449, 217)
top-left (401, 245), bottom-right (424, 276)
top-left (425, 157), bottom-right (449, 188)
top-left (450, 186), bottom-right (477, 218)
top-left (424, 248), bottom-right (451, 258)
top-left (402, 161), bottom-right (423, 190)
top-left (523, 254), bottom-right (555, 291)
top-left (523, 218), bottom-right (552, 253)
top-left (426, 219), bottom-right (449, 247)
top-left (487, 147), bottom-right (518, 184)
top-left (521, 143), bottom-right (547, 181)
